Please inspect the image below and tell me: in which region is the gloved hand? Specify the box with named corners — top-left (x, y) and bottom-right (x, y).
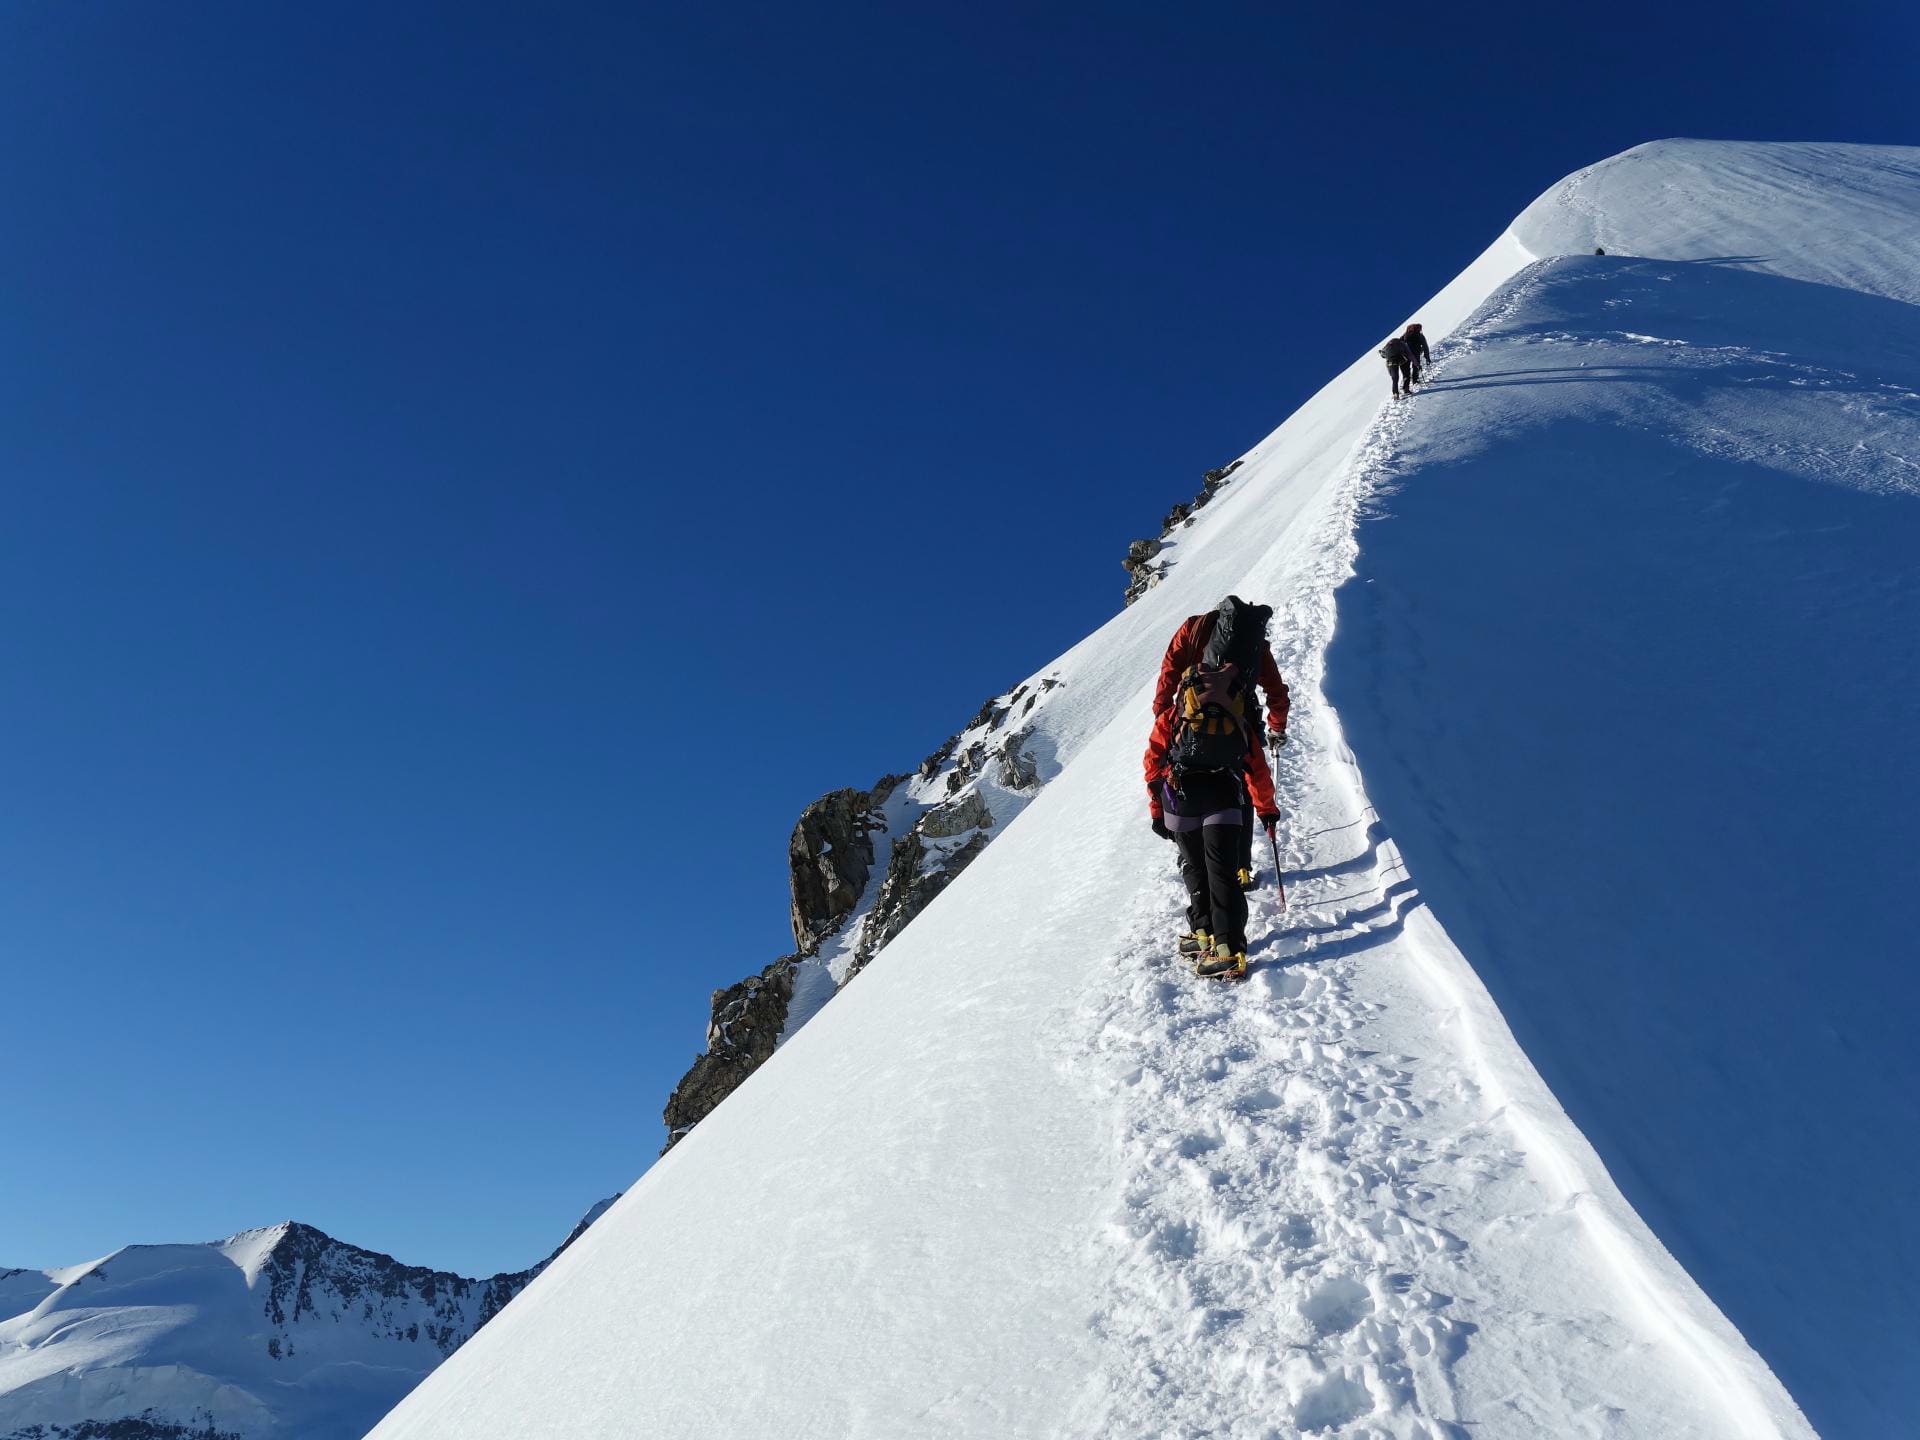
top-left (1257, 812), bottom-right (1280, 829)
top-left (1269, 730), bottom-right (1288, 750)
top-left (1151, 815), bottom-right (1172, 841)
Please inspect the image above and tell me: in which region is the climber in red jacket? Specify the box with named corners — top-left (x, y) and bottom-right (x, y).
top-left (1156, 594), bottom-right (1290, 877)
top-left (1144, 597), bottom-right (1292, 978)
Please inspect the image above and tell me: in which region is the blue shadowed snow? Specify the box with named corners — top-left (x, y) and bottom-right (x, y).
top-left (1328, 255), bottom-right (1920, 1436)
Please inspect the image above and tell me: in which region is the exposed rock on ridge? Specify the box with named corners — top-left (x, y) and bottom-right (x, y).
top-left (1123, 458), bottom-right (1244, 605)
top-left (661, 958), bottom-right (798, 1149)
top-left (847, 791), bottom-right (994, 980)
top-left (787, 783), bottom-right (893, 951)
top-left (659, 672), bottom-right (1070, 1149)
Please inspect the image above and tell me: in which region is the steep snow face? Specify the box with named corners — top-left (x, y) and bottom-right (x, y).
top-left (1327, 232), bottom-right (1920, 1430)
top-left (366, 141), bottom-right (1911, 1440)
top-left (0, 1207), bottom-right (614, 1440)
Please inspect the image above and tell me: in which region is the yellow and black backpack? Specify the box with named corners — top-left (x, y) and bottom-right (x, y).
top-left (1168, 662), bottom-right (1250, 773)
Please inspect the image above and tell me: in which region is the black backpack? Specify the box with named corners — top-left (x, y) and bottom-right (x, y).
top-left (1202, 595), bottom-right (1270, 675)
top-left (1379, 337), bottom-right (1410, 364)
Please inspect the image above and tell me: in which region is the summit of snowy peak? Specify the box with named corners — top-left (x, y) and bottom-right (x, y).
top-left (1509, 139), bottom-right (1920, 302)
top-left (215, 1220), bottom-right (299, 1281)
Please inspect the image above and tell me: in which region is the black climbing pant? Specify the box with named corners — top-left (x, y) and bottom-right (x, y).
top-left (1175, 823), bottom-right (1250, 953)
top-left (1388, 358), bottom-right (1413, 395)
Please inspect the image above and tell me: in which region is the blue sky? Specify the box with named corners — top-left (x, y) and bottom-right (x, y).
top-left (4, 1), bottom-right (1914, 1276)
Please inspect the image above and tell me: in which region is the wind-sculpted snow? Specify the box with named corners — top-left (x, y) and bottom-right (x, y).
top-left (367, 140), bottom-right (1913, 1439)
top-left (1513, 139), bottom-right (1920, 306)
top-left (1329, 246), bottom-right (1920, 1436)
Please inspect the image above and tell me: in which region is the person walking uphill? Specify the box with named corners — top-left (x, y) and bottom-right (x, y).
top-left (1154, 595), bottom-right (1292, 886)
top-left (1401, 322), bottom-right (1431, 382)
top-left (1146, 596), bottom-right (1292, 979)
top-left (1379, 333), bottom-right (1415, 399)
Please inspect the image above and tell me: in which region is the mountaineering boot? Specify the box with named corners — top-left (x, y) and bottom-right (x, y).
top-left (1178, 929), bottom-right (1211, 957)
top-left (1196, 943), bottom-right (1247, 980)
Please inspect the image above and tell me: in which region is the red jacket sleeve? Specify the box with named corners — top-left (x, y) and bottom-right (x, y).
top-left (1143, 706), bottom-right (1177, 816)
top-left (1244, 739), bottom-right (1276, 817)
top-left (1258, 644), bottom-right (1291, 735)
top-left (1153, 615), bottom-right (1208, 716)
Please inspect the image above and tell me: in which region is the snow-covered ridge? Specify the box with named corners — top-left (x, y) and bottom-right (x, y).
top-left (0, 1201), bottom-right (615, 1440)
top-left (356, 138), bottom-right (1919, 1439)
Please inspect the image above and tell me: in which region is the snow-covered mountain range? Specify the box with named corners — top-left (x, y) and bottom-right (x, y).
top-left (361, 140), bottom-right (1917, 1440)
top-left (0, 1201), bottom-right (613, 1439)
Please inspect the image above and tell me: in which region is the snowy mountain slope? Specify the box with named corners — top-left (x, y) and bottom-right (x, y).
top-left (361, 141), bottom-right (1904, 1439)
top-left (1327, 193), bottom-right (1920, 1432)
top-left (0, 1201), bottom-right (614, 1440)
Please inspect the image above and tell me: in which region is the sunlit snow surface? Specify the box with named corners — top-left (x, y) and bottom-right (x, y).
top-left (367, 142), bottom-right (1918, 1440)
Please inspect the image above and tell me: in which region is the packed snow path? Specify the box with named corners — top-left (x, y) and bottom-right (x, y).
top-left (366, 142), bottom-right (1911, 1440)
top-left (1064, 397), bottom-right (1797, 1439)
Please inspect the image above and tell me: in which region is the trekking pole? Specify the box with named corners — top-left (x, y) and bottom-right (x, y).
top-left (1266, 820), bottom-right (1285, 910)
top-left (1266, 735), bottom-right (1286, 908)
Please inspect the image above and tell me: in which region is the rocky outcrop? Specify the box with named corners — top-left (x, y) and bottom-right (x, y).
top-left (660, 959), bottom-right (798, 1150)
top-left (995, 730), bottom-right (1040, 791)
top-left (1123, 458), bottom-right (1246, 605)
top-left (847, 792), bottom-right (994, 980)
top-left (658, 673), bottom-right (1066, 1147)
top-left (787, 777), bottom-right (901, 952)
top-left (1122, 537), bottom-right (1166, 606)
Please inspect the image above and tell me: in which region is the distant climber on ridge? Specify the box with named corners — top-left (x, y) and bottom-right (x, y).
top-left (1146, 597), bottom-right (1291, 979)
top-left (1401, 322), bottom-right (1431, 383)
top-left (1379, 333), bottom-right (1415, 400)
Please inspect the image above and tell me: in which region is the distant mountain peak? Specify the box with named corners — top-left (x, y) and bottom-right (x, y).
top-left (1, 1197), bottom-right (620, 1440)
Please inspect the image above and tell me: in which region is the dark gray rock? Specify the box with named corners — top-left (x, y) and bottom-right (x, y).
top-left (921, 789), bottom-right (992, 838)
top-left (918, 735), bottom-right (959, 780)
top-left (663, 775), bottom-right (905, 1150)
top-left (661, 958), bottom-right (797, 1150)
top-left (966, 697), bottom-right (1005, 731)
top-left (787, 789), bottom-right (883, 952)
top-left (945, 739), bottom-right (987, 791)
top-left (996, 732), bottom-right (1039, 791)
top-left (1124, 561), bottom-right (1166, 606)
